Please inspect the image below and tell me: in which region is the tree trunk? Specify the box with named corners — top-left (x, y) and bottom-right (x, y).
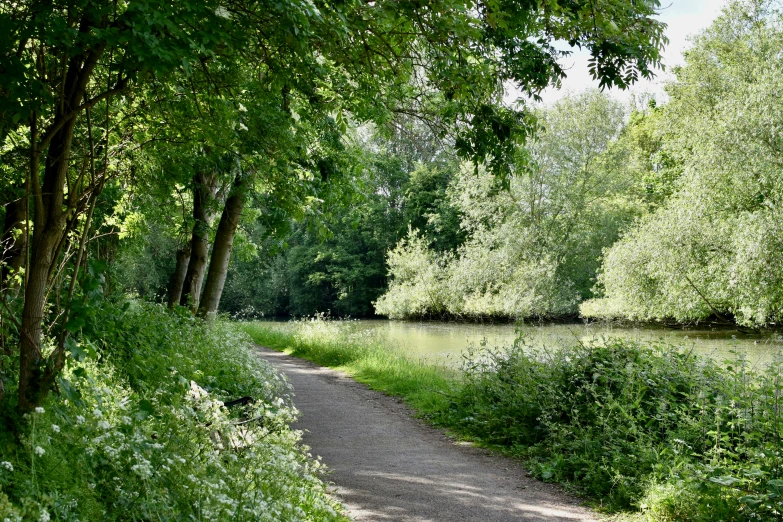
top-left (198, 174), bottom-right (247, 320)
top-left (167, 242), bottom-right (191, 308)
top-left (1, 195), bottom-right (27, 289)
top-left (18, 131), bottom-right (73, 410)
top-left (18, 22), bottom-right (106, 411)
top-left (180, 172), bottom-right (219, 310)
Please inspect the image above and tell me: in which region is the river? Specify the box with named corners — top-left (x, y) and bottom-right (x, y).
top-left (263, 319), bottom-right (783, 367)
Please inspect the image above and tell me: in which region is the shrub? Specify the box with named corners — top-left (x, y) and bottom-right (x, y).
top-left (0, 303), bottom-right (346, 521)
top-left (445, 338), bottom-right (783, 519)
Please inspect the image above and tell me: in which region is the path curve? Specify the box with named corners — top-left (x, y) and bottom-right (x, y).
top-left (255, 346), bottom-right (597, 522)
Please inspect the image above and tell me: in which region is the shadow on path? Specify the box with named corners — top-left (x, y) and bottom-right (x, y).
top-left (255, 347), bottom-right (596, 522)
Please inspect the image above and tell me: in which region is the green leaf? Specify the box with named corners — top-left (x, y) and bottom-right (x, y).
top-left (136, 399), bottom-right (155, 420)
top-left (64, 316), bottom-right (86, 333)
top-left (65, 336), bottom-right (87, 361)
top-left (709, 476), bottom-right (741, 487)
top-left (57, 376), bottom-right (84, 407)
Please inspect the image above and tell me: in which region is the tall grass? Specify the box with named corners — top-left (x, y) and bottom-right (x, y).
top-left (241, 319), bottom-right (783, 521)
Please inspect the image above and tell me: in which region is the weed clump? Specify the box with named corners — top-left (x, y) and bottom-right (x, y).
top-left (0, 303), bottom-right (346, 521)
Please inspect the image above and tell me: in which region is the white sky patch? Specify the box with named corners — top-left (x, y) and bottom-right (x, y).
top-left (507, 0), bottom-right (729, 106)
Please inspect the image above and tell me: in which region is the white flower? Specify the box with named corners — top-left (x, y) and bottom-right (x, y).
top-left (238, 122), bottom-right (248, 131)
top-left (238, 103), bottom-right (247, 113)
top-left (38, 509), bottom-right (50, 522)
top-left (51, 424), bottom-right (60, 433)
top-left (131, 459), bottom-right (153, 479)
top-left (34, 407), bottom-right (45, 414)
top-left (1, 461), bottom-right (12, 471)
top-left (93, 408), bottom-right (103, 418)
top-left (76, 415), bottom-right (85, 425)
top-left (98, 420), bottom-right (111, 430)
top-left (34, 446), bottom-right (45, 457)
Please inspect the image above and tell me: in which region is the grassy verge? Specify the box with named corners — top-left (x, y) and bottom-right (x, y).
top-left (239, 320), bottom-right (458, 417)
top-left (0, 303), bottom-right (347, 522)
top-left (240, 319), bottom-right (783, 522)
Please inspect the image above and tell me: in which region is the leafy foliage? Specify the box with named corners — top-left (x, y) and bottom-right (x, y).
top-left (217, 128), bottom-right (465, 318)
top-left (376, 90), bottom-right (643, 320)
top-left (583, 0), bottom-right (783, 327)
top-left (446, 338), bottom-right (783, 519)
top-left (0, 303), bottom-right (346, 521)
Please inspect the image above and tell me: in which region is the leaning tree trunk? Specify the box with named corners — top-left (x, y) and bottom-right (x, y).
top-left (19, 115), bottom-right (81, 411)
top-left (1, 195), bottom-right (27, 289)
top-left (180, 172), bottom-right (218, 310)
top-left (167, 242), bottom-right (191, 308)
top-left (18, 25), bottom-right (107, 411)
top-left (198, 174), bottom-right (247, 320)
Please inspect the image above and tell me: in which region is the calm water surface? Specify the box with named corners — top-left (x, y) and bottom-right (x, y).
top-left (269, 319), bottom-right (783, 367)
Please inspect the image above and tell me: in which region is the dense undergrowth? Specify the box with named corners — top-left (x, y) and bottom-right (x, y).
top-left (242, 319), bottom-right (783, 521)
top-left (0, 304), bottom-right (346, 522)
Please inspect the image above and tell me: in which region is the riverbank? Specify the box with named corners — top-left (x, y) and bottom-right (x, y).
top-left (239, 319), bottom-right (783, 521)
top-left (246, 317), bottom-right (782, 369)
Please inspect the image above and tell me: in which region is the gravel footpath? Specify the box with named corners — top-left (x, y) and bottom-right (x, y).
top-left (255, 346), bottom-right (598, 522)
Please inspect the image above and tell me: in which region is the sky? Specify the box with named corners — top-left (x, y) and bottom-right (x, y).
top-left (524, 0), bottom-right (730, 105)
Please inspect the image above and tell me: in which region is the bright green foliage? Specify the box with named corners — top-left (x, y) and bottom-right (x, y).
top-left (0, 303), bottom-right (346, 521)
top-left (447, 338), bottom-right (783, 518)
top-left (612, 101), bottom-right (682, 209)
top-left (239, 319), bottom-right (457, 417)
top-left (374, 230), bottom-right (455, 318)
top-left (217, 129), bottom-right (466, 318)
top-left (377, 90), bottom-right (643, 320)
top-left (244, 318), bottom-right (783, 520)
top-left (583, 0), bottom-right (783, 327)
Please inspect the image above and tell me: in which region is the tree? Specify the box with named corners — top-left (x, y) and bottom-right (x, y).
top-left (2, 0), bottom-right (323, 409)
top-left (583, 0), bottom-right (783, 327)
top-left (2, 0), bottom-right (666, 410)
top-left (376, 90), bottom-right (641, 320)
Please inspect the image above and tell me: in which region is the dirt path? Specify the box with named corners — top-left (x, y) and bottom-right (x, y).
top-left (255, 347), bottom-right (597, 522)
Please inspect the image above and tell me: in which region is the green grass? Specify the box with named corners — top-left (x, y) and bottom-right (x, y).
top-left (239, 319), bottom-right (783, 522)
top-left (238, 320), bottom-right (458, 417)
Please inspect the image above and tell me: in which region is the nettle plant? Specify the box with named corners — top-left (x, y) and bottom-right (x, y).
top-left (448, 336), bottom-right (783, 519)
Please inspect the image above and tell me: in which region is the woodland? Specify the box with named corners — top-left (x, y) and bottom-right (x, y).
top-left (0, 0), bottom-right (781, 520)
top-left (120, 0), bottom-right (783, 330)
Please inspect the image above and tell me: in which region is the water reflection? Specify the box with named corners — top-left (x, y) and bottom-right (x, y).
top-left (268, 319), bottom-right (783, 367)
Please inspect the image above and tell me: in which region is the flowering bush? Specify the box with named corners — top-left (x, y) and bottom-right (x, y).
top-left (0, 303), bottom-right (346, 521)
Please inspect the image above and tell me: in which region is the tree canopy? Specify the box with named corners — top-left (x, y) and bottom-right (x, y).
top-left (0, 0), bottom-right (667, 410)
top-left (582, 0), bottom-right (783, 326)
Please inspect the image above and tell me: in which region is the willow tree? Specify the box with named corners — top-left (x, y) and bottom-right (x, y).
top-left (583, 0), bottom-right (783, 327)
top-left (1, 0), bottom-right (666, 410)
